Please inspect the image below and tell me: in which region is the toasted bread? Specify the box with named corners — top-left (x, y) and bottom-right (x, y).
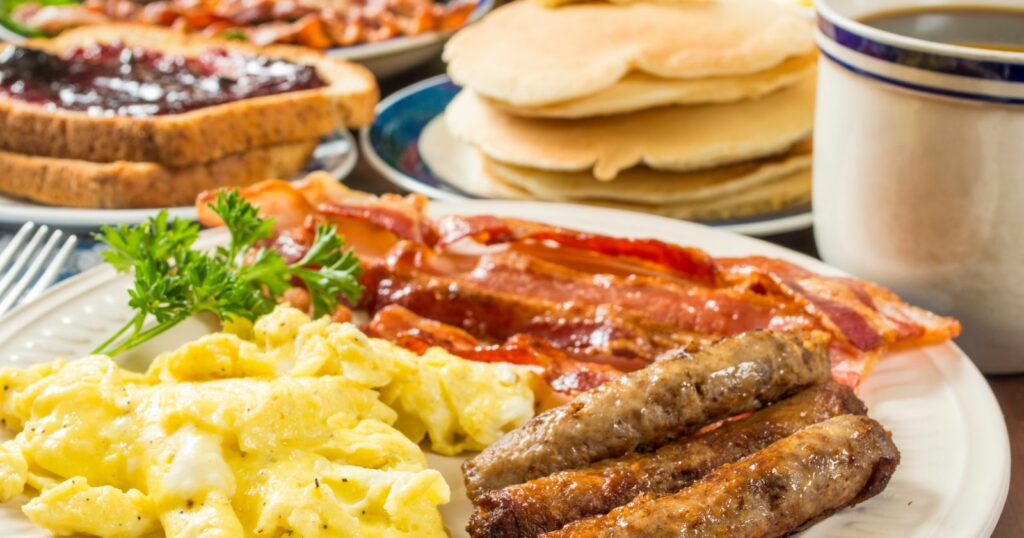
top-left (0, 25), bottom-right (378, 167)
top-left (0, 139), bottom-right (318, 208)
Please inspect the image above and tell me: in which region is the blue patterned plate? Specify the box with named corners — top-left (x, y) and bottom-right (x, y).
top-left (0, 129), bottom-right (358, 229)
top-left (361, 76), bottom-right (814, 237)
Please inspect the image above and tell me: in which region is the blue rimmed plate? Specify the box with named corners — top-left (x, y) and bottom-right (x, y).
top-left (360, 75), bottom-right (814, 237)
top-left (0, 129), bottom-right (358, 229)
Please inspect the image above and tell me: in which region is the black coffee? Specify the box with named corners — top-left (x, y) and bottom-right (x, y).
top-left (862, 6), bottom-right (1024, 52)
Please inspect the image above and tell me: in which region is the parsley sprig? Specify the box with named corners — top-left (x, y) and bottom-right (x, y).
top-left (91, 191), bottom-right (362, 357)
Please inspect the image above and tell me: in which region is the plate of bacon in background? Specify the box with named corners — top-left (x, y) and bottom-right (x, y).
top-left (0, 0), bottom-right (493, 77)
top-left (0, 174), bottom-right (1007, 537)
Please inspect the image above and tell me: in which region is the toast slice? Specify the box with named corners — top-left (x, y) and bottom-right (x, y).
top-left (0, 24), bottom-right (377, 167)
top-left (0, 139), bottom-right (319, 208)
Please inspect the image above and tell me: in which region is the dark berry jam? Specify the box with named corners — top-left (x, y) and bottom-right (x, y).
top-left (0, 43), bottom-right (326, 117)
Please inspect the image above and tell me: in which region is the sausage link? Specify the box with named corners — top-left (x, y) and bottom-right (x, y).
top-left (468, 382), bottom-right (866, 538)
top-left (462, 330), bottom-right (832, 499)
top-left (545, 414), bottom-right (900, 538)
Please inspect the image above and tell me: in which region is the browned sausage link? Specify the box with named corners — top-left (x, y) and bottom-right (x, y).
top-left (468, 382), bottom-right (866, 538)
top-left (462, 331), bottom-right (832, 500)
top-left (544, 414), bottom-right (900, 538)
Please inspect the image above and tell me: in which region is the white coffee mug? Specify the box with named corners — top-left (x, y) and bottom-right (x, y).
top-left (813, 0), bottom-right (1024, 373)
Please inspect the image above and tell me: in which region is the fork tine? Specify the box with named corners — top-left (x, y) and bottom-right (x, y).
top-left (22, 233), bottom-right (77, 304)
top-left (0, 222), bottom-right (35, 273)
top-left (0, 229), bottom-right (64, 315)
top-left (0, 224), bottom-right (48, 300)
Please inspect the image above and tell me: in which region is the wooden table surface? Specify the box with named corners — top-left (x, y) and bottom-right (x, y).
top-left (355, 60), bottom-right (1023, 537)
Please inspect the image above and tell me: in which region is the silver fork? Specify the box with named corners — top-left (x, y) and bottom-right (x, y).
top-left (0, 222), bottom-right (78, 316)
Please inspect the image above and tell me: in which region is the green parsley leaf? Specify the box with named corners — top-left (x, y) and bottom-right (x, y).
top-left (92, 191), bottom-right (362, 357)
top-left (291, 224), bottom-right (363, 318)
top-left (220, 29), bottom-right (248, 41)
top-left (1, 0), bottom-right (83, 37)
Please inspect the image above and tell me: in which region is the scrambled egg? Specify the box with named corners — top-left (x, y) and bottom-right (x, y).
top-left (0, 306), bottom-right (536, 537)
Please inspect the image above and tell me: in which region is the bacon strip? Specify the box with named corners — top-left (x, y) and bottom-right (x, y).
top-left (365, 305), bottom-right (622, 397)
top-left (433, 214), bottom-right (518, 248)
top-left (197, 179), bottom-right (315, 233)
top-left (718, 257), bottom-right (960, 352)
top-left (431, 215), bottom-right (720, 285)
top-left (198, 177), bottom-right (961, 387)
top-left (319, 203), bottom-right (428, 244)
top-left (524, 230), bottom-right (721, 287)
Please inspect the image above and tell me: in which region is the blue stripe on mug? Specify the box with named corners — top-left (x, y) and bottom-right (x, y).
top-left (819, 49), bottom-right (1024, 106)
top-left (817, 16), bottom-right (1024, 83)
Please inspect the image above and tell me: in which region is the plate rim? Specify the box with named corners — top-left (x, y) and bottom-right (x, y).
top-left (0, 0), bottom-right (494, 58)
top-left (327, 0), bottom-right (494, 61)
top-left (360, 74), bottom-right (467, 202)
top-left (360, 76), bottom-right (815, 237)
top-left (0, 201), bottom-right (1009, 537)
top-left (0, 129), bottom-right (358, 229)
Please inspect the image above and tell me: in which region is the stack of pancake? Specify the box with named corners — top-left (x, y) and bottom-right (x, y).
top-left (439, 0), bottom-right (817, 221)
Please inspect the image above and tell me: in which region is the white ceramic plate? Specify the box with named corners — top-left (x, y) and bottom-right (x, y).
top-left (0, 129), bottom-right (357, 229)
top-left (0, 0), bottom-right (493, 79)
top-left (313, 0), bottom-right (494, 78)
top-left (0, 25), bottom-right (23, 43)
top-left (0, 202), bottom-right (1009, 537)
top-left (361, 76), bottom-right (815, 237)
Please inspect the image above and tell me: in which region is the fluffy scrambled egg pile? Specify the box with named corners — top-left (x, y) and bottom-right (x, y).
top-left (0, 306), bottom-right (536, 537)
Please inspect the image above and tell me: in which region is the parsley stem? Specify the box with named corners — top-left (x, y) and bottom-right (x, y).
top-left (91, 313), bottom-right (145, 356)
top-left (93, 314), bottom-right (189, 358)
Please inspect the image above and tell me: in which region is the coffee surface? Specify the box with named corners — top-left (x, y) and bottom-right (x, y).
top-left (862, 6), bottom-right (1024, 52)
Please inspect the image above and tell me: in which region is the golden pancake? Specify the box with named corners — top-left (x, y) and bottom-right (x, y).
top-left (483, 51), bottom-right (817, 118)
top-left (583, 169), bottom-right (811, 221)
top-left (453, 163), bottom-right (536, 200)
top-left (533, 0), bottom-right (714, 8)
top-left (429, 124), bottom-right (811, 222)
top-left (481, 159), bottom-right (812, 221)
top-left (417, 117), bottom-right (529, 200)
top-left (485, 141), bottom-right (812, 204)
top-left (444, 73), bottom-right (816, 181)
top-left (443, 0), bottom-right (814, 106)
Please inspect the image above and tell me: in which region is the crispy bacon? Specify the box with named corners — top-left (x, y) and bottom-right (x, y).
top-left (198, 177), bottom-right (961, 387)
top-left (362, 247), bottom-right (665, 372)
top-left (433, 216), bottom-right (720, 286)
top-left (38, 0), bottom-right (476, 47)
top-left (433, 214), bottom-right (517, 248)
top-left (363, 241), bottom-right (811, 364)
top-left (319, 203), bottom-right (429, 244)
top-left (524, 230), bottom-right (721, 287)
top-left (365, 305), bottom-right (622, 396)
top-left (718, 257), bottom-right (960, 351)
top-left (197, 179), bottom-right (314, 233)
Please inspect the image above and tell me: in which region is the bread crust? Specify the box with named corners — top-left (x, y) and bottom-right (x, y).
top-left (0, 139), bottom-right (319, 208)
top-left (0, 24), bottom-right (378, 167)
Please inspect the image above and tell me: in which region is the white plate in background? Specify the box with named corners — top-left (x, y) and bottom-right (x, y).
top-left (0, 129), bottom-right (357, 229)
top-left (327, 0), bottom-right (494, 78)
top-left (0, 0), bottom-right (493, 78)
